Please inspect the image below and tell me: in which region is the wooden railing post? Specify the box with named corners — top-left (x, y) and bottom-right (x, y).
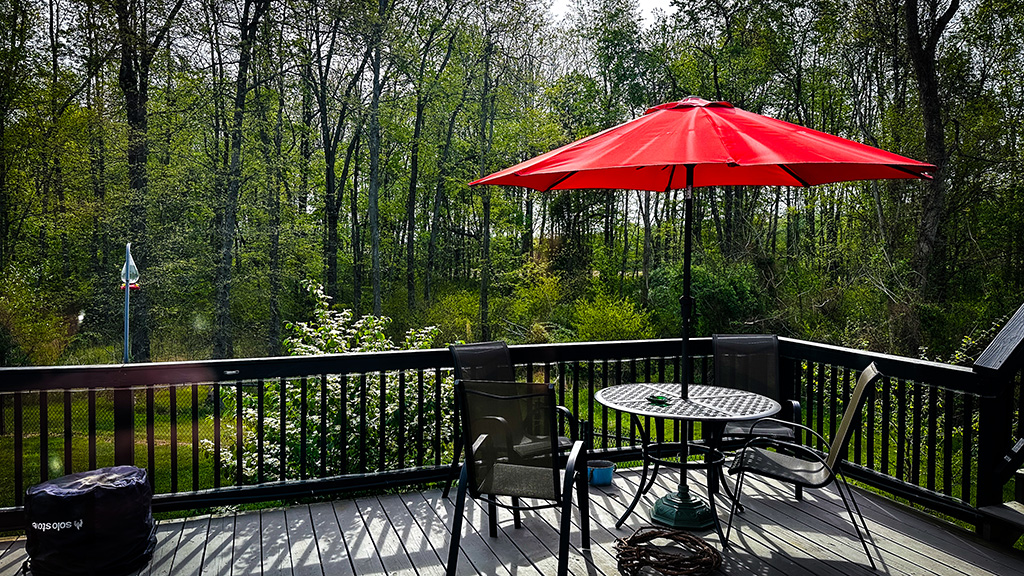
top-left (114, 388), bottom-right (135, 465)
top-left (976, 383), bottom-right (1013, 509)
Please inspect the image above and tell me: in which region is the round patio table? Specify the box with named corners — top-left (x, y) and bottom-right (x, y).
top-left (595, 382), bottom-right (780, 541)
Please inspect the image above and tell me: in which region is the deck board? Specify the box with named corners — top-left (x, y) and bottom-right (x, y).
top-left (2, 467), bottom-right (1023, 576)
top-left (199, 515), bottom-right (235, 576)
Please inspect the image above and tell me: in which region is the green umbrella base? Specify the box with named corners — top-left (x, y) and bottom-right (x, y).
top-left (650, 487), bottom-right (716, 530)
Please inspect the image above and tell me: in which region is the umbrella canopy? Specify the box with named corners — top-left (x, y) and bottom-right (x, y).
top-left (471, 97), bottom-right (934, 191)
top-left (470, 96), bottom-right (934, 398)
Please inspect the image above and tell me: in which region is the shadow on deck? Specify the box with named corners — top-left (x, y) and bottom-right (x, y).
top-left (1, 467), bottom-right (1021, 576)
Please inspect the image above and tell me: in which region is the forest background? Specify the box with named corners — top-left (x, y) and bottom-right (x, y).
top-left (1, 0), bottom-right (1021, 367)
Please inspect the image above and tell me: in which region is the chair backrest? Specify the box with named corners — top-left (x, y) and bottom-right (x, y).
top-left (450, 341), bottom-right (515, 381)
top-left (713, 334), bottom-right (780, 400)
top-left (826, 362), bottom-right (883, 469)
top-left (456, 379), bottom-right (561, 501)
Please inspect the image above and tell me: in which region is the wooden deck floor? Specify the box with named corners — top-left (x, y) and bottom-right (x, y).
top-left (2, 467), bottom-right (1022, 576)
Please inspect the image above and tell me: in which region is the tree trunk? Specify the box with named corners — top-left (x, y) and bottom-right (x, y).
top-left (368, 0), bottom-right (387, 317)
top-left (212, 0), bottom-right (269, 359)
top-left (905, 0), bottom-right (957, 294)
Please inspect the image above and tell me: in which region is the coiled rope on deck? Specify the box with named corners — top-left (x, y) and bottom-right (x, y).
top-left (614, 527), bottom-right (722, 576)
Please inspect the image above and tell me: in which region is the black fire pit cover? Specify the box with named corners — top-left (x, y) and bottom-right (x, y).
top-left (25, 465), bottom-right (156, 576)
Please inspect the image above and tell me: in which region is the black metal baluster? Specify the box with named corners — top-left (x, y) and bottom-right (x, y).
top-left (320, 374), bottom-right (328, 478)
top-left (896, 379), bottom-right (907, 482)
top-left (300, 377), bottom-right (308, 480)
top-left (359, 374), bottom-right (368, 474)
top-left (214, 382), bottom-right (221, 488)
top-left (342, 374), bottom-right (351, 474)
top-left (867, 374), bottom-right (876, 471)
top-left (927, 385), bottom-right (938, 491)
top-left (816, 363), bottom-right (825, 450)
top-left (14, 393), bottom-right (23, 506)
top-left (236, 381), bottom-right (244, 486)
top-left (416, 370), bottom-right (424, 468)
top-left (88, 389), bottom-right (97, 470)
top-left (378, 372), bottom-right (387, 471)
top-left (829, 364), bottom-right (838, 444)
top-left (64, 390), bottom-right (72, 475)
top-left (804, 362), bottom-right (814, 448)
top-left (432, 369), bottom-right (441, 467)
top-left (146, 387), bottom-right (155, 481)
top-left (279, 377), bottom-right (287, 481)
top-left (587, 362), bottom-right (595, 445)
top-left (192, 384), bottom-right (200, 491)
top-left (601, 360), bottom-right (609, 450)
top-left (256, 379), bottom-right (264, 484)
top-left (40, 391), bottom-right (48, 482)
top-left (961, 394), bottom-right (973, 503)
top-left (880, 376), bottom-right (891, 475)
top-left (912, 382), bottom-right (922, 486)
top-left (398, 371), bottom-right (407, 468)
top-left (942, 389), bottom-right (954, 496)
top-left (170, 386), bottom-right (178, 493)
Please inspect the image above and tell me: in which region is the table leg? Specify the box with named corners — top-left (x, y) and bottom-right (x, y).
top-left (615, 414), bottom-right (660, 528)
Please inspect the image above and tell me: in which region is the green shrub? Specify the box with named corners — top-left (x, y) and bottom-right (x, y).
top-left (571, 292), bottom-right (655, 342)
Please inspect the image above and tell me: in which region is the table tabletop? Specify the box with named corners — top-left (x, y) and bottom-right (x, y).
top-left (595, 382), bottom-right (780, 422)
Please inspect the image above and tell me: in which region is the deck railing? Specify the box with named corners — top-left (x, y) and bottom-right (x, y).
top-left (0, 337), bottom-right (1016, 533)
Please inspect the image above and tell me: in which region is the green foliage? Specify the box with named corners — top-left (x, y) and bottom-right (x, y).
top-left (0, 268), bottom-right (71, 365)
top-left (571, 292), bottom-right (654, 342)
top-left (426, 289), bottom-right (479, 345)
top-left (649, 259), bottom-right (767, 337)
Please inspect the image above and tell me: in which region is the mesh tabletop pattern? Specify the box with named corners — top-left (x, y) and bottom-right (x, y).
top-left (595, 383), bottom-right (780, 421)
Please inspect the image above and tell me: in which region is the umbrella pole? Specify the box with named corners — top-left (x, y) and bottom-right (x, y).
top-left (680, 167), bottom-right (694, 400)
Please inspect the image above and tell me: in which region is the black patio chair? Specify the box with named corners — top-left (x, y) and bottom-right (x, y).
top-left (446, 379), bottom-right (590, 576)
top-left (442, 341), bottom-right (578, 498)
top-left (714, 334), bottom-right (803, 498)
top-left (714, 334), bottom-right (801, 445)
top-left (724, 362), bottom-right (883, 569)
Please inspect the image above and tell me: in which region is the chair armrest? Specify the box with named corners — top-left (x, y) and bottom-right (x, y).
top-left (473, 415), bottom-right (516, 457)
top-left (562, 439), bottom-right (587, 497)
top-left (556, 405), bottom-right (579, 441)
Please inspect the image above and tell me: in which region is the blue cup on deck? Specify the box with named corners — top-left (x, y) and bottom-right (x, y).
top-left (588, 460), bottom-right (615, 486)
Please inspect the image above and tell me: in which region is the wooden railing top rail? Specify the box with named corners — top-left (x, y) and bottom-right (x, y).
top-left (0, 336), bottom-right (991, 394)
top-left (777, 337), bottom-right (987, 395)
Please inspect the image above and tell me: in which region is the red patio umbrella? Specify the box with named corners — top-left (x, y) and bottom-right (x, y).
top-left (471, 96), bottom-right (934, 398)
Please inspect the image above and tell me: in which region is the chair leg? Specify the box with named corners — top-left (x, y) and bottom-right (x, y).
top-left (558, 492), bottom-right (572, 576)
top-left (446, 465), bottom-right (469, 576)
top-left (442, 436), bottom-right (463, 499)
top-left (487, 495), bottom-right (498, 538)
top-left (724, 468), bottom-right (748, 547)
top-left (576, 462), bottom-right (590, 549)
top-left (511, 497), bottom-right (522, 529)
top-left (835, 474), bottom-right (876, 570)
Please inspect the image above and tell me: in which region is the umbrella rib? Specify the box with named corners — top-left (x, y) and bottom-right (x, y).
top-left (779, 164), bottom-right (810, 187)
top-left (888, 164), bottom-right (933, 179)
top-left (542, 171), bottom-right (578, 192)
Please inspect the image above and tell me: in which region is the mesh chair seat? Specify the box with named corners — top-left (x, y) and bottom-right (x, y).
top-left (729, 447), bottom-right (829, 488)
top-left (723, 420), bottom-right (796, 441)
